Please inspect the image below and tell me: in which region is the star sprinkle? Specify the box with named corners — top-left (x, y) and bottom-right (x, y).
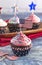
top-left (29, 2), bottom-right (36, 11)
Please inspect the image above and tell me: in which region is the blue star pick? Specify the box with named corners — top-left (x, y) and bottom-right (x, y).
top-left (29, 2), bottom-right (36, 11)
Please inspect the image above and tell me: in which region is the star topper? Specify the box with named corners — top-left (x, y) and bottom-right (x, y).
top-left (29, 2), bottom-right (36, 11)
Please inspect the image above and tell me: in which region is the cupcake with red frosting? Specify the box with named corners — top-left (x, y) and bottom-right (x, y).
top-left (11, 31), bottom-right (32, 56)
top-left (28, 13), bottom-right (40, 29)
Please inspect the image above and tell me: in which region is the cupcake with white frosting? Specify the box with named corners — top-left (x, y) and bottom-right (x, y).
top-left (8, 15), bottom-right (20, 32)
top-left (0, 19), bottom-right (9, 34)
top-left (11, 31), bottom-right (32, 56)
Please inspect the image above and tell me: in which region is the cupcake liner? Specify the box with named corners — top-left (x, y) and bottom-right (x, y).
top-left (8, 24), bottom-right (20, 32)
top-left (32, 23), bottom-right (39, 29)
top-left (0, 27), bottom-right (9, 34)
top-left (12, 49), bottom-right (30, 56)
top-left (9, 27), bottom-right (20, 32)
top-left (11, 44), bottom-right (31, 56)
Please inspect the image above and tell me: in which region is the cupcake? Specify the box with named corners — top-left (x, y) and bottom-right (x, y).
top-left (28, 13), bottom-right (40, 29)
top-left (8, 15), bottom-right (20, 32)
top-left (0, 19), bottom-right (9, 34)
top-left (11, 31), bottom-right (32, 56)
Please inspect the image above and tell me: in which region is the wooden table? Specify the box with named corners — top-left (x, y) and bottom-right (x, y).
top-left (0, 22), bottom-right (42, 38)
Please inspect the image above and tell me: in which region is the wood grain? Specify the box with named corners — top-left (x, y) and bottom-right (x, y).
top-left (0, 22), bottom-right (42, 38)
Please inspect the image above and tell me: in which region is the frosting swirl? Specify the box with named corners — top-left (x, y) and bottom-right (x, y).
top-left (0, 19), bottom-right (7, 27)
top-left (9, 16), bottom-right (20, 24)
top-left (27, 13), bottom-right (40, 23)
top-left (11, 31), bottom-right (31, 46)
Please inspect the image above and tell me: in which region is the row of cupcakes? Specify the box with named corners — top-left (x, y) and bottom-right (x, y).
top-left (0, 13), bottom-right (40, 33)
top-left (0, 15), bottom-right (20, 34)
top-left (8, 13), bottom-right (40, 32)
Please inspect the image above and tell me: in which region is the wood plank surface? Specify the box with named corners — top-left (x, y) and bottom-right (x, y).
top-left (0, 22), bottom-right (42, 37)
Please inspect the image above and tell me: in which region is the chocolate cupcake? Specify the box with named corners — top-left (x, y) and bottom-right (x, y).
top-left (28, 13), bottom-right (40, 29)
top-left (8, 15), bottom-right (20, 32)
top-left (0, 19), bottom-right (9, 34)
top-left (11, 31), bottom-right (32, 56)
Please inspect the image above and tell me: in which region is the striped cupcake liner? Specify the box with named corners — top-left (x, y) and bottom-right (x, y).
top-left (11, 44), bottom-right (31, 56)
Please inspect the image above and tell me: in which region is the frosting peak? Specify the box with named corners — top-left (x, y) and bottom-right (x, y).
top-left (9, 16), bottom-right (20, 24)
top-left (28, 13), bottom-right (40, 23)
top-left (11, 31), bottom-right (31, 46)
top-left (0, 19), bottom-right (7, 27)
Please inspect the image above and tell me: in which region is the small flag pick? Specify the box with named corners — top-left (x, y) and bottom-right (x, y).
top-left (14, 4), bottom-right (18, 16)
top-left (14, 5), bottom-right (22, 32)
top-left (29, 2), bottom-right (36, 13)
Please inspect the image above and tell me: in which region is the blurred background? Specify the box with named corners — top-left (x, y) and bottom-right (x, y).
top-left (0, 0), bottom-right (42, 21)
top-left (0, 0), bottom-right (42, 12)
